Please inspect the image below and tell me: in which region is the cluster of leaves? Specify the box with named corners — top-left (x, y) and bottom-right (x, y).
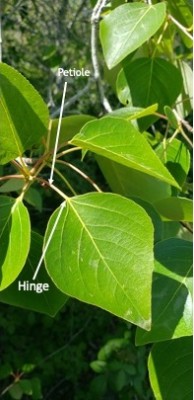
top-left (0, 0), bottom-right (193, 399)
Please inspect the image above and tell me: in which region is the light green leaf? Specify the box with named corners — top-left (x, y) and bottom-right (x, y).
top-left (164, 106), bottom-right (179, 129)
top-left (168, 0), bottom-right (193, 48)
top-left (100, 3), bottom-right (166, 69)
top-left (45, 193), bottom-right (154, 329)
top-left (116, 58), bottom-right (183, 130)
top-left (148, 337), bottom-right (192, 400)
top-left (71, 118), bottom-right (179, 188)
top-left (156, 138), bottom-right (190, 187)
top-left (0, 232), bottom-right (68, 316)
top-left (176, 60), bottom-right (193, 118)
top-left (0, 63), bottom-right (49, 165)
top-left (109, 104), bottom-right (158, 120)
top-left (48, 114), bottom-right (95, 150)
top-left (0, 196), bottom-right (31, 290)
top-left (154, 197), bottom-right (193, 221)
top-left (136, 239), bottom-right (192, 345)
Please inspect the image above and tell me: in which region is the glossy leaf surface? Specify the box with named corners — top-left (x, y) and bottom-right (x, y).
top-left (71, 118), bottom-right (179, 187)
top-left (100, 3), bottom-right (166, 68)
top-left (0, 232), bottom-right (68, 316)
top-left (45, 193), bottom-right (154, 329)
top-left (0, 63), bottom-right (49, 164)
top-left (136, 239), bottom-right (192, 345)
top-left (148, 337), bottom-right (192, 400)
top-left (0, 196), bottom-right (31, 290)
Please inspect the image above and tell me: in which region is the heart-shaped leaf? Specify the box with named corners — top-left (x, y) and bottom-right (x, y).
top-left (45, 193), bottom-right (154, 329)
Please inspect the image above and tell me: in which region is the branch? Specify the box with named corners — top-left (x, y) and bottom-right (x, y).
top-left (91, 0), bottom-right (112, 113)
top-left (169, 14), bottom-right (193, 41)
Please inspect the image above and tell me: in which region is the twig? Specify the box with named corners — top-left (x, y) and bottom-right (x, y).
top-left (180, 221), bottom-right (193, 234)
top-left (169, 14), bottom-right (193, 41)
top-left (37, 316), bottom-right (92, 366)
top-left (56, 159), bottom-right (102, 193)
top-left (91, 0), bottom-right (112, 113)
top-left (0, 174), bottom-right (24, 182)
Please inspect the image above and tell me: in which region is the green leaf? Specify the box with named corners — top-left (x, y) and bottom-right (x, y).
top-left (136, 239), bottom-right (192, 345)
top-left (156, 138), bottom-right (190, 187)
top-left (20, 380), bottom-right (33, 396)
top-left (45, 193), bottom-right (154, 330)
top-left (154, 197), bottom-right (193, 222)
top-left (100, 3), bottom-right (166, 69)
top-left (0, 178), bottom-right (24, 193)
top-left (148, 337), bottom-right (192, 400)
top-left (48, 114), bottom-right (95, 150)
top-left (168, 0), bottom-right (193, 48)
top-left (109, 104), bottom-right (158, 121)
top-left (0, 63), bottom-right (49, 165)
top-left (0, 196), bottom-right (31, 290)
top-left (24, 188), bottom-right (42, 212)
top-left (71, 118), bottom-right (179, 188)
top-left (31, 378), bottom-right (42, 400)
top-left (176, 60), bottom-right (193, 117)
top-left (0, 232), bottom-right (68, 316)
top-left (164, 106), bottom-right (179, 129)
top-left (97, 156), bottom-right (171, 205)
top-left (116, 58), bottom-right (183, 130)
top-left (9, 384), bottom-right (23, 400)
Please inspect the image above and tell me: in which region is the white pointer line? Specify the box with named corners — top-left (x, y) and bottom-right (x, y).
top-left (32, 202), bottom-right (66, 281)
top-left (48, 81), bottom-right (67, 185)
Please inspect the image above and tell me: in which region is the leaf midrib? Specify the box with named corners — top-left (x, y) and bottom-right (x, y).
top-left (69, 198), bottom-right (145, 322)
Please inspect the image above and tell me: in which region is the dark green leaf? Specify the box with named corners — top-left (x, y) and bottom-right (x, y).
top-left (116, 58), bottom-right (183, 130)
top-left (136, 239), bottom-right (192, 345)
top-left (0, 232), bottom-right (68, 316)
top-left (0, 178), bottom-right (24, 193)
top-left (148, 337), bottom-right (192, 400)
top-left (156, 138), bottom-right (190, 187)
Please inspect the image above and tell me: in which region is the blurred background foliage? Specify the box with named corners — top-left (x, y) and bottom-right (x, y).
top-left (1, 0), bottom-right (105, 116)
